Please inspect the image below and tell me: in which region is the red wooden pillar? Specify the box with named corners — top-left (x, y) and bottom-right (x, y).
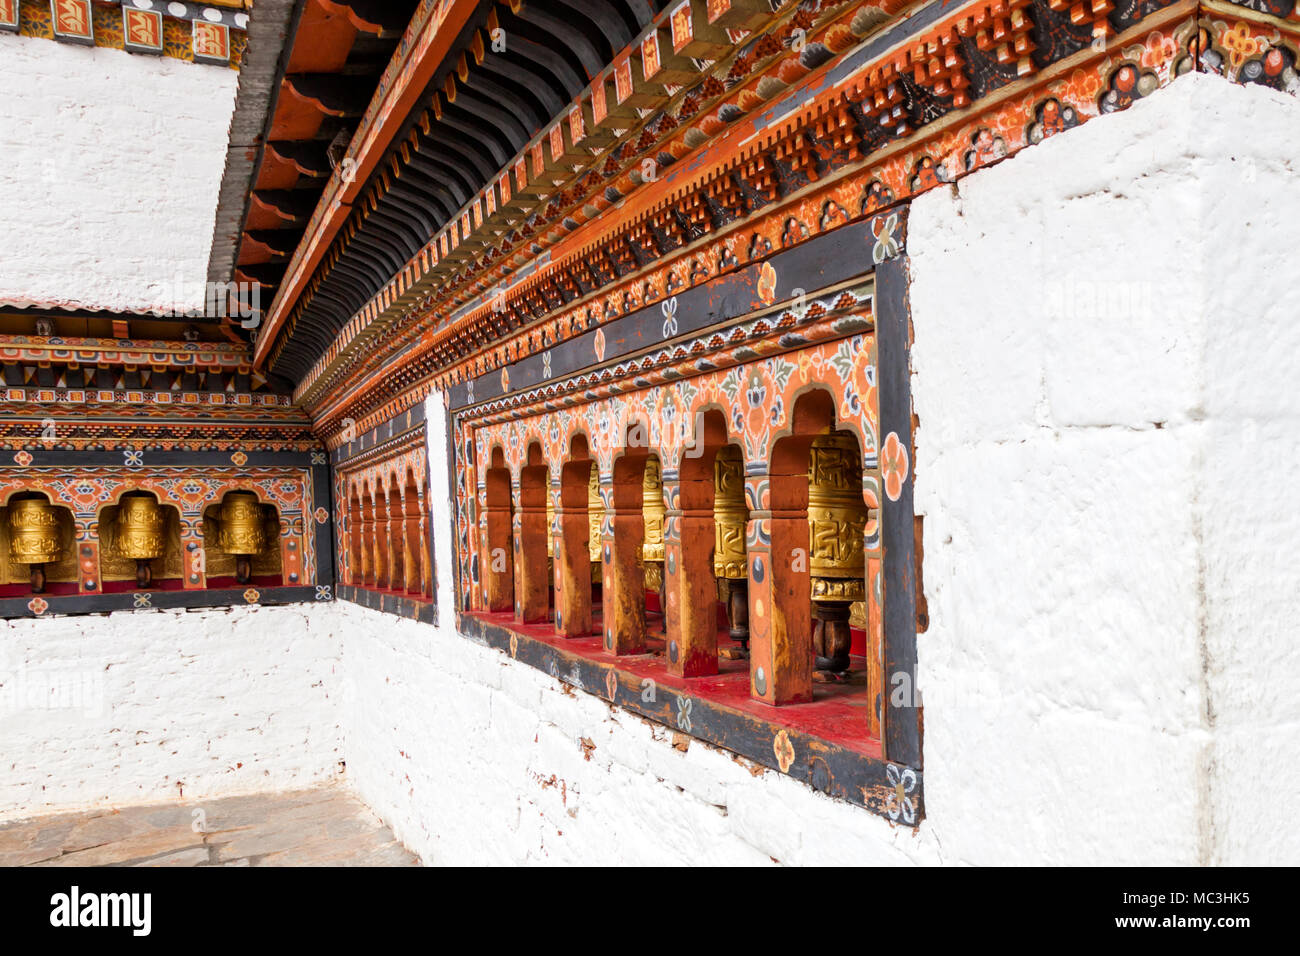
top-left (482, 459), bottom-right (513, 612)
top-left (360, 486), bottom-right (376, 587)
top-left (605, 455), bottom-right (645, 655)
top-left (748, 467), bottom-right (813, 705)
top-left (402, 480), bottom-right (422, 595)
top-left (386, 485), bottom-right (405, 593)
top-left (668, 411), bottom-right (729, 677)
top-left (374, 485), bottom-right (391, 589)
top-left (555, 460), bottom-right (592, 637)
top-left (347, 488), bottom-right (362, 586)
top-left (515, 459), bottom-right (550, 622)
top-left (418, 487), bottom-right (432, 599)
top-left (669, 461), bottom-right (720, 677)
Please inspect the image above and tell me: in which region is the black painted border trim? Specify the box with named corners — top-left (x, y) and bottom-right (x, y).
top-left (4, 585), bottom-right (324, 618)
top-left (338, 584), bottom-right (435, 624)
top-left (876, 254), bottom-right (921, 768)
top-left (460, 612), bottom-right (923, 825)
top-left (447, 217), bottom-right (888, 411)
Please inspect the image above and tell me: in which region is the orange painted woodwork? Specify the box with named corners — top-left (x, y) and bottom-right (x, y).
top-left (516, 452), bottom-right (551, 624)
top-left (555, 449), bottom-right (594, 638)
top-left (287, 0), bottom-right (358, 73)
top-left (669, 410), bottom-right (731, 678)
top-left (254, 149), bottom-right (304, 192)
top-left (605, 452), bottom-right (648, 656)
top-left (482, 454), bottom-right (513, 613)
top-left (254, 0), bottom-right (481, 369)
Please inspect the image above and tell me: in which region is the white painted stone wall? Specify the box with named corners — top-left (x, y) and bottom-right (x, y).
top-left (0, 604), bottom-right (344, 822)
top-left (0, 34), bottom-right (237, 314)
top-left (908, 72), bottom-right (1300, 866)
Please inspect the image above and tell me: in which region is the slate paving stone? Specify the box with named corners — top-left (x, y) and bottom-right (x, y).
top-left (0, 785), bottom-right (418, 867)
top-left (137, 847), bottom-right (213, 867)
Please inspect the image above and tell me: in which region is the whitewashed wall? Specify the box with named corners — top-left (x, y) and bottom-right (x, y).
top-left (0, 605), bottom-right (344, 822)
top-left (0, 34), bottom-right (237, 313)
top-left (908, 72), bottom-right (1300, 866)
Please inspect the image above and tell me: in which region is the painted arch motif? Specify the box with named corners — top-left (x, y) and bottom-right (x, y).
top-left (463, 330), bottom-right (882, 608)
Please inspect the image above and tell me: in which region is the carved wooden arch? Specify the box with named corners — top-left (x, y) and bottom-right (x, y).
top-left (667, 406), bottom-right (735, 678)
top-left (481, 445), bottom-right (514, 612)
top-left (395, 455), bottom-right (431, 599)
top-left (553, 431), bottom-right (595, 637)
top-left (514, 440), bottom-right (551, 623)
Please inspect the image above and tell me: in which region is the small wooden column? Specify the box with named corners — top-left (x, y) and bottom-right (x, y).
top-left (360, 486), bottom-right (376, 587)
top-left (419, 484), bottom-right (433, 599)
top-left (670, 460), bottom-right (720, 677)
top-left (668, 411), bottom-right (729, 677)
top-left (555, 458), bottom-right (593, 637)
top-left (373, 485), bottom-right (391, 589)
top-left (386, 485), bottom-right (405, 594)
top-left (515, 457), bottom-right (550, 622)
top-left (605, 455), bottom-right (646, 655)
top-left (402, 481), bottom-right (423, 595)
top-left (347, 488), bottom-right (363, 587)
top-left (481, 455), bottom-right (513, 612)
top-left (748, 465), bottom-right (813, 705)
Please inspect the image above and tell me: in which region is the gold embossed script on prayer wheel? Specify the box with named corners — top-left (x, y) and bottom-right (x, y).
top-left (641, 455), bottom-right (666, 622)
top-left (712, 445), bottom-right (750, 649)
top-left (641, 456), bottom-right (665, 564)
top-left (588, 463), bottom-right (602, 585)
top-left (119, 495), bottom-right (165, 560)
top-left (8, 497), bottom-right (63, 593)
top-left (807, 431), bottom-right (867, 673)
top-left (712, 446), bottom-right (747, 580)
top-left (119, 494), bottom-right (165, 588)
top-left (219, 491), bottom-right (267, 584)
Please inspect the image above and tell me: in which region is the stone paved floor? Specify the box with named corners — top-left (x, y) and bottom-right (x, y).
top-left (0, 785), bottom-right (419, 867)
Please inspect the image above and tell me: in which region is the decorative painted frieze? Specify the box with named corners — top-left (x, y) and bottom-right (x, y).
top-left (0, 0), bottom-right (248, 67)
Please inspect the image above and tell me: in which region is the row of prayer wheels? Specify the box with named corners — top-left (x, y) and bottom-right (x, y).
top-left (6, 490), bottom-right (270, 592)
top-left (534, 431), bottom-right (867, 674)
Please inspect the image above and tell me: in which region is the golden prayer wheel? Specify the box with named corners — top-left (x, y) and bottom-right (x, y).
top-left (119, 493), bottom-right (165, 588)
top-left (642, 455), bottom-right (666, 622)
top-left (218, 491), bottom-right (267, 584)
top-left (588, 463), bottom-right (602, 585)
top-left (641, 456), bottom-right (665, 564)
top-left (713, 445), bottom-right (749, 650)
top-left (807, 431), bottom-right (868, 673)
top-left (8, 497), bottom-right (63, 593)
